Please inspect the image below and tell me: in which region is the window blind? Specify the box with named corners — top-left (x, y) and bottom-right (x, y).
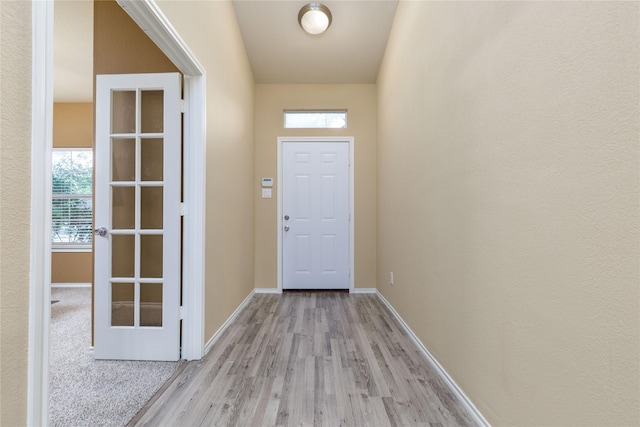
top-left (52, 150), bottom-right (93, 248)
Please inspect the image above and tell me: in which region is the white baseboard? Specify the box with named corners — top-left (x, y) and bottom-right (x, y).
top-left (51, 283), bottom-right (92, 288)
top-left (254, 288), bottom-right (282, 294)
top-left (352, 287), bottom-right (377, 294)
top-left (375, 290), bottom-right (491, 427)
top-left (203, 290), bottom-right (255, 355)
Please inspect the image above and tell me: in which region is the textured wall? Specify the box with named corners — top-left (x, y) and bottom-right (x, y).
top-left (0, 1), bottom-right (32, 425)
top-left (155, 0), bottom-right (256, 342)
top-left (94, 0), bottom-right (179, 75)
top-left (53, 103), bottom-right (93, 149)
top-left (377, 1), bottom-right (639, 425)
top-left (51, 252), bottom-right (93, 283)
top-left (254, 84), bottom-right (377, 290)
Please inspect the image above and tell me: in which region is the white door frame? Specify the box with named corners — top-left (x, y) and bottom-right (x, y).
top-left (29, 0), bottom-right (206, 424)
top-left (118, 0), bottom-right (206, 363)
top-left (277, 136), bottom-right (355, 293)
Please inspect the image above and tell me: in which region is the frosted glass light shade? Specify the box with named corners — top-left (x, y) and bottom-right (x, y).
top-left (298, 3), bottom-right (332, 35)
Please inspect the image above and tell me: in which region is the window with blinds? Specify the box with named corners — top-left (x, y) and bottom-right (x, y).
top-left (52, 150), bottom-right (93, 249)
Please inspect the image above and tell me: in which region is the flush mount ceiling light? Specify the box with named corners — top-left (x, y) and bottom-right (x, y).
top-left (298, 2), bottom-right (332, 35)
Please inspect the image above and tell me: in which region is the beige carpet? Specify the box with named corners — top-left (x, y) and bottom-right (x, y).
top-left (49, 287), bottom-right (179, 427)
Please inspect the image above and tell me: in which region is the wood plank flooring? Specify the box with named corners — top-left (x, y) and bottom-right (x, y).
top-left (132, 292), bottom-right (476, 427)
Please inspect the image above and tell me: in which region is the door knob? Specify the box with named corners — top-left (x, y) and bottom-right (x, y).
top-left (284, 225), bottom-right (290, 232)
top-left (94, 227), bottom-right (108, 237)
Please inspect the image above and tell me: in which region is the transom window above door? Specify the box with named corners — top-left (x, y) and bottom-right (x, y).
top-left (284, 110), bottom-right (347, 129)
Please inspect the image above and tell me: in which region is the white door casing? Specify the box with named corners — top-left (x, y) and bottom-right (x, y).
top-left (281, 139), bottom-right (352, 290)
top-left (94, 73), bottom-right (181, 361)
top-left (29, 2), bottom-right (206, 423)
top-left (116, 0), bottom-right (207, 362)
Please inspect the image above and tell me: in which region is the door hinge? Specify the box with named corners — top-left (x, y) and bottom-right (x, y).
top-left (179, 306), bottom-right (185, 319)
top-left (180, 202), bottom-right (186, 217)
top-left (180, 99), bottom-right (185, 113)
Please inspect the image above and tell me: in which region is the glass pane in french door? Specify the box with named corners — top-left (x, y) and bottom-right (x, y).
top-left (111, 186), bottom-right (135, 229)
top-left (140, 283), bottom-right (163, 327)
top-left (109, 88), bottom-right (165, 329)
top-left (112, 91), bottom-right (136, 134)
top-left (141, 90), bottom-right (164, 133)
top-left (111, 283), bottom-right (134, 327)
top-left (141, 138), bottom-right (164, 181)
top-left (112, 138), bottom-right (135, 181)
top-left (140, 186), bottom-right (163, 229)
top-left (111, 235), bottom-right (134, 278)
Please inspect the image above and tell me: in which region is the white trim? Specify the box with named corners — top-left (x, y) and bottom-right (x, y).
top-left (117, 1), bottom-right (204, 76)
top-left (51, 283), bottom-right (92, 288)
top-left (254, 288), bottom-right (282, 294)
top-left (28, 1), bottom-right (54, 425)
top-left (203, 291), bottom-right (256, 355)
top-left (180, 74), bottom-right (207, 360)
top-left (117, 0), bottom-right (206, 361)
top-left (375, 291), bottom-right (491, 427)
top-left (352, 288), bottom-right (377, 294)
top-left (51, 247), bottom-right (92, 253)
top-left (277, 142), bottom-right (283, 292)
top-left (348, 139), bottom-right (355, 293)
top-left (277, 136), bottom-right (355, 293)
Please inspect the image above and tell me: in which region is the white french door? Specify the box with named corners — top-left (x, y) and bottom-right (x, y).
top-left (282, 141), bottom-right (350, 290)
top-left (94, 73), bottom-right (182, 361)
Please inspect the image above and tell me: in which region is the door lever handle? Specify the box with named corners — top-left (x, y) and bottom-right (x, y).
top-left (94, 227), bottom-right (108, 237)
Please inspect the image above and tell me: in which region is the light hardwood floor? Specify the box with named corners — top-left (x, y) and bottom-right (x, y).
top-left (132, 292), bottom-right (476, 426)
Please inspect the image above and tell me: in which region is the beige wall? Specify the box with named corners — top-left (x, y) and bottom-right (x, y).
top-left (52, 102), bottom-right (93, 284)
top-left (94, 0), bottom-right (179, 75)
top-left (0, 1), bottom-right (32, 425)
top-left (254, 84), bottom-right (377, 289)
top-left (5, 1), bottom-right (638, 425)
top-left (155, 0), bottom-right (256, 342)
top-left (54, 103), bottom-right (93, 148)
top-left (377, 1), bottom-right (639, 426)
top-left (52, 252), bottom-right (93, 283)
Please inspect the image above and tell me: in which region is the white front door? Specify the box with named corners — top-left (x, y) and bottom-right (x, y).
top-left (94, 73), bottom-right (182, 361)
top-left (282, 141), bottom-right (350, 290)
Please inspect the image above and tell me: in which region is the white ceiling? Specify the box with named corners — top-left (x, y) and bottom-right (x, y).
top-left (53, 0), bottom-right (397, 101)
top-left (232, 0), bottom-right (398, 84)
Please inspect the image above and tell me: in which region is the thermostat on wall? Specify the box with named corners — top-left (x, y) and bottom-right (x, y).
top-left (261, 178), bottom-right (273, 187)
